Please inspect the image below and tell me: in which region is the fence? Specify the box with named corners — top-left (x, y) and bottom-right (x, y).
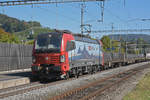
top-left (0, 43), bottom-right (33, 71)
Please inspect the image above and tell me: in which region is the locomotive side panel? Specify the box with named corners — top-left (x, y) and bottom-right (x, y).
top-left (68, 38), bottom-right (103, 68)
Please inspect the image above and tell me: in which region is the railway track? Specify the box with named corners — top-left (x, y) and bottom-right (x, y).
top-left (50, 64), bottom-right (149, 100)
top-left (0, 71), bottom-right (98, 98)
top-left (0, 62), bottom-right (149, 99)
top-left (0, 78), bottom-right (68, 99)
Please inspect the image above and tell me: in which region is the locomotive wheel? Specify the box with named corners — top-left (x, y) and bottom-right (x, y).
top-left (95, 66), bottom-right (99, 72)
top-left (65, 72), bottom-right (70, 80)
top-left (104, 65), bottom-right (108, 70)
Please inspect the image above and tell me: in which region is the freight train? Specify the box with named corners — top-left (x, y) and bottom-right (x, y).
top-left (31, 30), bottom-right (146, 80)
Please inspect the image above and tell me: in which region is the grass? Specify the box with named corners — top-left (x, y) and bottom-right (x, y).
top-left (123, 72), bottom-right (150, 100)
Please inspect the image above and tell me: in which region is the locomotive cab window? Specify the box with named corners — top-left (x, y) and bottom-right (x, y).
top-left (66, 41), bottom-right (76, 51)
top-left (35, 33), bottom-right (62, 53)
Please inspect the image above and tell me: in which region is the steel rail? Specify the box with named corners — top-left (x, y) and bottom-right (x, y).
top-left (49, 65), bottom-right (148, 100)
top-left (0, 63), bottom-right (148, 99)
top-left (0, 71), bottom-right (101, 98)
top-left (79, 70), bottom-right (138, 100)
top-left (0, 79), bottom-right (68, 99)
top-left (0, 81), bottom-right (39, 95)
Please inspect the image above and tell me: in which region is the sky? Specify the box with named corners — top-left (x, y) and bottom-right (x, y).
top-left (0, 0), bottom-right (150, 38)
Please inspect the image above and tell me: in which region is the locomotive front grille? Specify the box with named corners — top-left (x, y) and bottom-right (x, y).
top-left (50, 56), bottom-right (60, 63)
top-left (35, 54), bottom-right (60, 64)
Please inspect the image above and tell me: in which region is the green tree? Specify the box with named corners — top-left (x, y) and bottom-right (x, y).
top-left (25, 40), bottom-right (34, 45)
top-left (0, 28), bottom-right (20, 43)
top-left (101, 36), bottom-right (111, 52)
top-left (101, 35), bottom-right (122, 53)
top-left (9, 34), bottom-right (20, 44)
top-left (137, 38), bottom-right (146, 54)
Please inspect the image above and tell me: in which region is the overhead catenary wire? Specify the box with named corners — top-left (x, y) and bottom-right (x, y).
top-left (62, 2), bottom-right (105, 24)
top-left (34, 5), bottom-right (81, 25)
top-left (0, 0), bottom-right (105, 6)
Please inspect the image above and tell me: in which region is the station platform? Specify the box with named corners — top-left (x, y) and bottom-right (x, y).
top-left (0, 69), bottom-right (32, 89)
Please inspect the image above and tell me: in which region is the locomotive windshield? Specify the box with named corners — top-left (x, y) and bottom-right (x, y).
top-left (35, 33), bottom-right (62, 53)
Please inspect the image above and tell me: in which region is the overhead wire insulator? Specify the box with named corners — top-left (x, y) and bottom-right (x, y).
top-left (98, 1), bottom-right (104, 22)
top-left (124, 0), bottom-right (126, 7)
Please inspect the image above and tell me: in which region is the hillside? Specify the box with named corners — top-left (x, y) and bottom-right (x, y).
top-left (14, 27), bottom-right (54, 40)
top-left (0, 14), bottom-right (41, 33)
top-left (0, 14), bottom-right (55, 41)
top-left (109, 34), bottom-right (150, 43)
top-left (0, 28), bottom-right (19, 43)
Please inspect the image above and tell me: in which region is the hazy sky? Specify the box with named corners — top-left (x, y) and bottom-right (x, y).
top-left (0, 0), bottom-right (150, 37)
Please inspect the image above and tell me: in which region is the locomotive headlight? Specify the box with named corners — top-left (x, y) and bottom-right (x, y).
top-left (60, 55), bottom-right (65, 62)
top-left (32, 56), bottom-right (36, 63)
top-left (45, 57), bottom-right (49, 60)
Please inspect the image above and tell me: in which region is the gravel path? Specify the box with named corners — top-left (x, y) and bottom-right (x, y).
top-left (1, 62), bottom-right (149, 100)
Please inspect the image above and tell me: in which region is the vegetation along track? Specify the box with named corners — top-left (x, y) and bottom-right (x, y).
top-left (50, 64), bottom-right (149, 100)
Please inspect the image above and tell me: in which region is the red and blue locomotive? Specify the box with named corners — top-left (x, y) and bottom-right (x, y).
top-left (31, 30), bottom-right (146, 80)
top-left (31, 31), bottom-right (103, 79)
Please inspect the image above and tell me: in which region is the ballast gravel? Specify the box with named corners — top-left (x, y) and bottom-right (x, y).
top-left (1, 62), bottom-right (149, 100)
top-left (95, 63), bottom-right (150, 100)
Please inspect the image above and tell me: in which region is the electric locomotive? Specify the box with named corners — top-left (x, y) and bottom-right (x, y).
top-left (31, 31), bottom-right (103, 79)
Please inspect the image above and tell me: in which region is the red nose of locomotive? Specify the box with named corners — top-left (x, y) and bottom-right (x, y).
top-left (33, 54), bottom-right (60, 65)
top-left (31, 53), bottom-right (63, 79)
top-left (31, 32), bottom-right (64, 79)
